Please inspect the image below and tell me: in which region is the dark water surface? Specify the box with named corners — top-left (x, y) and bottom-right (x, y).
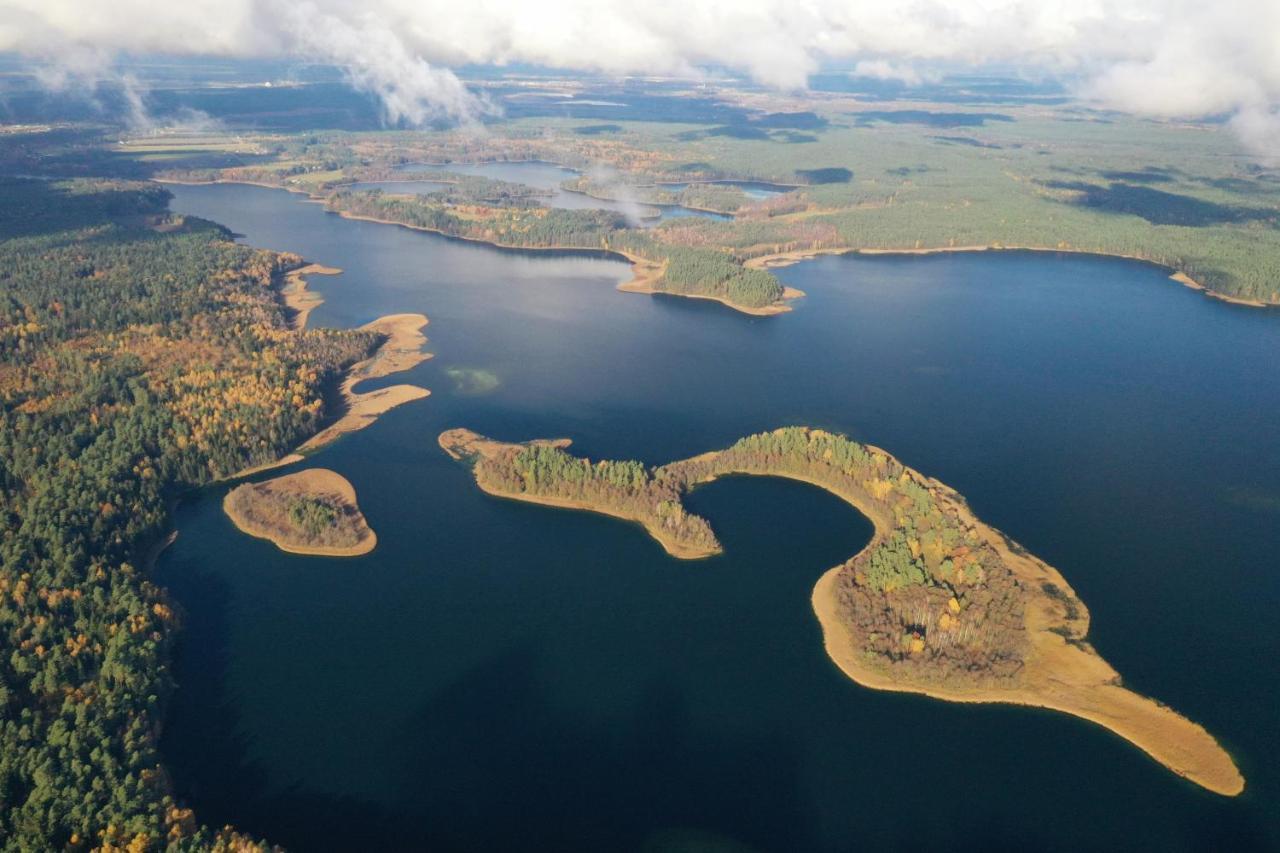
top-left (161, 183), bottom-right (1280, 852)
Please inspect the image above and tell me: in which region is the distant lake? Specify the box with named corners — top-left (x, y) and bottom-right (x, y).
top-left (395, 160), bottom-right (735, 224)
top-left (161, 182), bottom-right (1280, 852)
top-left (658, 179), bottom-right (793, 200)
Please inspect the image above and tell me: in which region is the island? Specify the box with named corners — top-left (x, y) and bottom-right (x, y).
top-left (440, 425), bottom-right (1244, 796)
top-left (223, 468), bottom-right (377, 556)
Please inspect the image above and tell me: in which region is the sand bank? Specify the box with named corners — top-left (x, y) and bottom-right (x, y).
top-left (300, 313), bottom-right (431, 452)
top-left (281, 263), bottom-right (341, 330)
top-left (812, 564), bottom-right (1243, 796)
top-left (700, 456), bottom-right (1245, 797)
top-left (223, 468), bottom-right (376, 557)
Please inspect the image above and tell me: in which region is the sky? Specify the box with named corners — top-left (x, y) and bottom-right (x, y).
top-left (0, 0), bottom-right (1276, 155)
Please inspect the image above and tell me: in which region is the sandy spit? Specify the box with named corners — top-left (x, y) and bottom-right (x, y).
top-left (300, 313), bottom-right (431, 453)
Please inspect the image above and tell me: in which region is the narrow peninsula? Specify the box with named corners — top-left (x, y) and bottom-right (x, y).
top-left (439, 426), bottom-right (1244, 796)
top-left (299, 312), bottom-right (432, 451)
top-left (224, 468), bottom-right (376, 557)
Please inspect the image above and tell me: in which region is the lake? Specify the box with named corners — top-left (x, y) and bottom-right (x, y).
top-left (160, 182), bottom-right (1280, 852)
top-left (393, 160), bottom-right (736, 224)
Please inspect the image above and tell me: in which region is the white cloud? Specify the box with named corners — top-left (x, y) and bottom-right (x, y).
top-left (851, 60), bottom-right (935, 87)
top-left (0, 0), bottom-right (1277, 154)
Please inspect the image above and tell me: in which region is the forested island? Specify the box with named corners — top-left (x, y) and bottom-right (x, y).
top-left (440, 426), bottom-right (1245, 797)
top-left (224, 468), bottom-right (376, 556)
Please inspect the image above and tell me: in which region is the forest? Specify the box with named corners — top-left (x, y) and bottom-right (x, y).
top-left (0, 178), bottom-right (378, 849)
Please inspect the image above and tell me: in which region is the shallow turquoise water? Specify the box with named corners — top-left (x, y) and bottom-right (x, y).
top-left (161, 182), bottom-right (1280, 852)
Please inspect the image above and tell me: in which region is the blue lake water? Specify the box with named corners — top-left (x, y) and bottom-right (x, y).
top-left (161, 182), bottom-right (1280, 852)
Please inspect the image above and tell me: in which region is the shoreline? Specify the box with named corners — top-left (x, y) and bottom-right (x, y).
top-left (223, 468), bottom-right (377, 557)
top-left (476, 482), bottom-right (719, 560)
top-left (331, 209), bottom-right (799, 316)
top-left (163, 178), bottom-right (799, 317)
top-left (744, 245), bottom-right (1274, 308)
top-left (811, 567), bottom-right (1243, 796)
top-left (281, 263), bottom-right (341, 330)
top-left (225, 274), bottom-right (431, 480)
top-left (611, 249), bottom-right (803, 316)
top-left (299, 313), bottom-right (431, 453)
top-left (165, 177), bottom-right (1272, 310)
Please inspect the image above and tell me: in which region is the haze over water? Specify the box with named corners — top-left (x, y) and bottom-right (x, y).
top-left (160, 183), bottom-right (1280, 852)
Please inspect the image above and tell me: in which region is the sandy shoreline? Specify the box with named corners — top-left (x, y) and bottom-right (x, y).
top-left (811, 567), bottom-right (1243, 796)
top-left (333, 207), bottom-right (799, 317)
top-left (300, 313), bottom-right (431, 452)
top-left (224, 266), bottom-right (431, 480)
top-left (745, 244), bottom-right (1274, 308)
top-left (223, 468), bottom-right (377, 557)
top-left (476, 484), bottom-right (718, 559)
top-left (714, 461), bottom-right (1246, 797)
top-left (163, 178), bottom-right (798, 317)
top-left (281, 263), bottom-right (341, 330)
top-left (166, 176), bottom-right (1273, 311)
top-left (687, 457), bottom-right (1244, 796)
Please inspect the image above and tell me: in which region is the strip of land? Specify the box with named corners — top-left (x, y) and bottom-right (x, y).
top-left (281, 263), bottom-right (341, 330)
top-left (439, 425), bottom-right (1244, 796)
top-left (224, 468), bottom-right (377, 557)
top-left (278, 263), bottom-right (432, 451)
top-left (225, 267), bottom-right (432, 480)
top-left (300, 313), bottom-right (431, 452)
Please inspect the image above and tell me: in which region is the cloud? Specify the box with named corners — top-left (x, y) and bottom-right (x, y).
top-left (851, 60), bottom-right (936, 87)
top-left (0, 0), bottom-right (1277, 155)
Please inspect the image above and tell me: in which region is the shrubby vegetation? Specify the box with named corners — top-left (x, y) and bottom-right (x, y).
top-left (0, 178), bottom-right (377, 848)
top-left (289, 496), bottom-right (340, 538)
top-left (328, 189), bottom-right (626, 250)
top-left (638, 244), bottom-right (783, 309)
top-left (223, 482), bottom-right (367, 552)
